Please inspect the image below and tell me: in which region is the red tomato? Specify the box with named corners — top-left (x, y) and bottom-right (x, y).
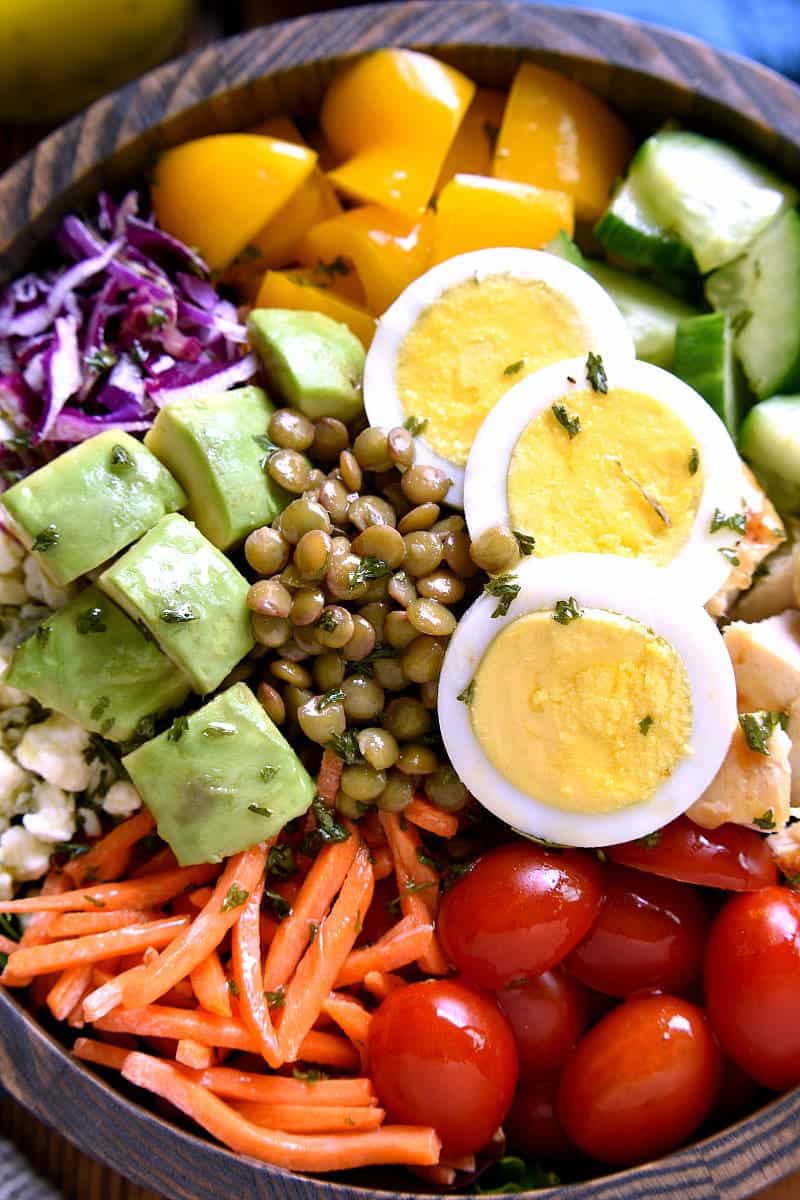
top-left (557, 993), bottom-right (721, 1166)
top-left (565, 863), bottom-right (709, 997)
top-left (505, 1077), bottom-right (577, 1160)
top-left (608, 816), bottom-right (778, 891)
top-left (367, 978), bottom-right (518, 1157)
top-left (704, 886), bottom-right (800, 1091)
top-left (438, 842), bottom-right (605, 989)
top-left (497, 969), bottom-right (589, 1080)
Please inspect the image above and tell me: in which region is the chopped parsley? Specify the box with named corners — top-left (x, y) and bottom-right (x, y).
top-left (35, 624), bottom-right (51, 646)
top-left (553, 596), bottom-right (582, 624)
top-left (404, 415), bottom-right (428, 437)
top-left (688, 447), bottom-right (700, 475)
top-left (719, 547), bottom-right (740, 566)
top-left (57, 841), bottom-right (91, 860)
top-left (167, 715), bottom-right (190, 743)
top-left (301, 797), bottom-right (352, 856)
top-left (348, 555), bottom-right (392, 591)
top-left (503, 359), bottom-right (525, 376)
top-left (76, 606), bottom-right (107, 635)
top-left (260, 765), bottom-right (279, 783)
top-left (639, 715), bottom-right (654, 736)
top-left (31, 524), bottom-right (59, 552)
top-left (441, 860), bottom-right (476, 891)
top-left (316, 609), bottom-right (338, 632)
top-left (315, 254), bottom-right (350, 279)
top-left (146, 305), bottom-right (168, 329)
top-left (327, 729), bottom-right (363, 764)
top-left (638, 830), bottom-right (661, 849)
top-left (293, 1067), bottom-right (329, 1083)
top-left (513, 530), bottom-right (536, 556)
top-left (268, 843), bottom-right (296, 879)
top-left (85, 346), bottom-right (117, 372)
top-left (203, 721), bottom-right (236, 737)
top-left (265, 986), bottom-right (286, 1009)
top-left (710, 508), bottom-right (747, 535)
top-left (474, 1155), bottom-right (560, 1193)
top-left (344, 641), bottom-right (398, 677)
top-left (84, 895), bottom-right (106, 908)
top-left (739, 711), bottom-right (786, 755)
top-left (264, 889), bottom-right (292, 919)
top-left (753, 808), bottom-right (777, 831)
top-left (90, 696), bottom-right (110, 721)
top-left (252, 433), bottom-right (280, 468)
top-left (0, 912), bottom-right (21, 941)
top-left (457, 678), bottom-right (475, 705)
top-left (613, 458), bottom-right (671, 526)
top-left (221, 883), bottom-right (250, 913)
top-left (317, 687), bottom-right (345, 712)
top-left (483, 573), bottom-right (520, 618)
top-left (109, 443), bottom-right (135, 470)
top-left (586, 350), bottom-right (608, 393)
top-left (226, 978), bottom-right (240, 997)
top-left (160, 604), bottom-right (198, 623)
top-left (551, 402), bottom-right (581, 438)
top-left (248, 803), bottom-right (273, 818)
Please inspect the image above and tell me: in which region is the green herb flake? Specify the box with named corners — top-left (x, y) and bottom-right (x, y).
top-left (146, 305), bottom-right (168, 330)
top-left (76, 605), bottom-right (107, 635)
top-left (265, 889), bottom-right (292, 920)
top-left (613, 458), bottom-right (671, 526)
top-left (85, 346), bottom-right (117, 372)
top-left (739, 711), bottom-right (785, 756)
top-left (308, 921), bottom-right (319, 944)
top-left (203, 721), bottom-right (237, 737)
top-left (457, 678), bottom-right (475, 706)
top-left (31, 524), bottom-right (59, 552)
top-left (315, 254), bottom-right (351, 279)
top-left (0, 912), bottom-right (21, 941)
top-left (327, 729), bottom-right (363, 765)
top-left (551, 402), bottom-right (581, 439)
top-left (221, 883), bottom-right (250, 913)
top-left (586, 350), bottom-right (608, 394)
top-left (248, 803), bottom-right (273, 818)
top-left (268, 843), bottom-right (296, 880)
top-left (265, 986), bottom-right (286, 1009)
top-left (474, 1154), bottom-right (561, 1194)
top-left (232, 243), bottom-right (263, 266)
top-left (416, 848), bottom-right (439, 870)
top-left (753, 808), bottom-right (777, 831)
top-left (0, 952), bottom-right (6, 972)
top-left (513, 530), bottom-right (536, 556)
top-left (160, 604), bottom-right (198, 623)
top-left (688, 448), bottom-right (700, 475)
top-left (304, 797), bottom-right (351, 852)
top-left (109, 443), bottom-right (135, 470)
top-left (553, 596), bottom-right (583, 625)
top-left (293, 1067), bottom-right (329, 1083)
top-left (167, 715), bottom-right (190, 743)
top-left (34, 624), bottom-right (51, 646)
top-left (252, 433), bottom-right (280, 468)
top-left (638, 831), bottom-right (661, 849)
top-left (90, 696), bottom-right (111, 721)
top-left (84, 895), bottom-right (106, 908)
top-left (348, 556), bottom-right (392, 591)
top-left (317, 688), bottom-right (345, 712)
top-left (710, 509), bottom-right (747, 535)
top-left (639, 715), bottom-right (654, 736)
top-left (58, 842), bottom-right (91, 860)
top-left (403, 415), bottom-right (428, 437)
top-left (441, 860), bottom-right (476, 891)
top-left (503, 359), bottom-right (525, 377)
top-left (719, 547), bottom-right (740, 566)
top-left (316, 609), bottom-right (338, 632)
top-left (260, 765), bottom-right (279, 783)
top-left (483, 573), bottom-right (520, 618)
top-left (226, 978), bottom-right (240, 997)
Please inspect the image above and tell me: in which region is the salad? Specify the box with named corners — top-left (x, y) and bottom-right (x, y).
top-left (1, 46), bottom-right (800, 1190)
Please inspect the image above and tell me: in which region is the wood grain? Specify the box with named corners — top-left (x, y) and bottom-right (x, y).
top-left (1, 3), bottom-right (800, 1198)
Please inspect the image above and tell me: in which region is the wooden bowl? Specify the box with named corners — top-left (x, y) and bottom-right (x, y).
top-left (1, 3), bottom-right (800, 1197)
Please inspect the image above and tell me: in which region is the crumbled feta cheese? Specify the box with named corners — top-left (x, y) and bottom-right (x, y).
top-left (0, 575), bottom-right (29, 606)
top-left (0, 646), bottom-right (28, 709)
top-left (22, 781), bottom-right (76, 844)
top-left (23, 554), bottom-right (73, 610)
top-left (15, 713), bottom-right (91, 792)
top-left (78, 806), bottom-right (102, 839)
top-left (0, 747), bottom-right (32, 818)
top-left (0, 825), bottom-right (52, 881)
top-left (767, 822), bottom-right (800, 878)
top-left (102, 780), bottom-right (143, 819)
top-left (0, 869), bottom-right (13, 900)
top-left (0, 528), bottom-right (24, 575)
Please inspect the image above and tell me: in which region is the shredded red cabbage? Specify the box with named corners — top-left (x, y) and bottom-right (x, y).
top-left (0, 192), bottom-right (254, 486)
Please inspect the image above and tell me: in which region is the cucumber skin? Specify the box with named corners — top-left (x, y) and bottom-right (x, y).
top-left (740, 395), bottom-right (800, 513)
top-left (673, 312), bottom-right (739, 435)
top-left (543, 230), bottom-right (588, 271)
top-left (589, 261), bottom-right (699, 369)
top-left (595, 208), bottom-right (697, 275)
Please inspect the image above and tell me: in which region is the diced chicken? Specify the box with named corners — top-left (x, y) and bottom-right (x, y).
top-left (706, 465), bottom-right (785, 619)
top-left (688, 722), bottom-right (792, 831)
top-left (723, 611), bottom-right (800, 712)
top-left (732, 541), bottom-right (796, 622)
top-left (767, 822), bottom-right (800, 880)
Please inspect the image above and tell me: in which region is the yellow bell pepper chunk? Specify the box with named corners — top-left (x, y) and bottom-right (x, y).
top-left (151, 134), bottom-right (317, 272)
top-left (254, 271), bottom-right (376, 349)
top-left (432, 174), bottom-right (574, 264)
top-left (492, 64), bottom-right (633, 222)
top-left (436, 88), bottom-right (507, 192)
top-left (321, 49), bottom-right (475, 219)
top-left (296, 206), bottom-right (435, 315)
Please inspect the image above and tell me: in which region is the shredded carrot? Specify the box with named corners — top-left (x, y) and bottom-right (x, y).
top-left (379, 811), bottom-right (448, 975)
top-left (46, 964), bottom-right (93, 1022)
top-left (322, 992), bottom-right (372, 1050)
top-left (189, 1066), bottom-right (376, 1107)
top-left (336, 917), bottom-right (434, 987)
top-left (318, 748), bottom-right (344, 804)
top-left (73, 1038), bottom-right (131, 1071)
top-left (130, 846), bottom-right (177, 877)
top-left (48, 909), bottom-right (155, 938)
top-left (188, 886), bottom-right (214, 909)
top-left (234, 1101), bottom-right (385, 1133)
top-left (122, 1052), bottom-right (440, 1170)
top-left (120, 844), bottom-right (268, 1011)
top-left (371, 844), bottom-right (393, 880)
top-left (0, 863), bottom-right (218, 913)
top-left (277, 842), bottom-right (374, 1062)
top-left (0, 934), bottom-right (18, 956)
top-left (2, 915), bottom-right (190, 981)
top-left (405, 797), bottom-right (459, 840)
top-left (63, 810), bottom-right (156, 885)
top-left (263, 833), bottom-right (358, 993)
top-left (362, 970), bottom-right (408, 1000)
top-left (190, 950), bottom-right (232, 1018)
top-left (176, 1038), bottom-right (214, 1070)
top-left (231, 873), bottom-right (281, 1068)
top-left (10, 869), bottom-right (69, 987)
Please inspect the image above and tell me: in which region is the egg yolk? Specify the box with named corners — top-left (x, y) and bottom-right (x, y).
top-left (395, 273), bottom-right (589, 467)
top-left (507, 386), bottom-right (703, 564)
top-left (471, 608), bottom-right (692, 814)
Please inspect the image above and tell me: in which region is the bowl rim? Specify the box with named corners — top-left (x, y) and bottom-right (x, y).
top-left (1, 3), bottom-right (800, 1197)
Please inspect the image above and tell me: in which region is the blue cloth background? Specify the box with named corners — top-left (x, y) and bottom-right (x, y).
top-left (538, 0), bottom-right (800, 81)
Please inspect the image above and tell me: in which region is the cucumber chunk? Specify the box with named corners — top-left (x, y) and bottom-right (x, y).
top-left (543, 230), bottom-right (588, 271)
top-left (739, 395), bottom-right (800, 514)
top-left (588, 261), bottom-right (699, 368)
top-left (595, 172), bottom-right (697, 275)
top-left (633, 131), bottom-right (797, 273)
top-left (705, 209), bottom-right (800, 399)
top-left (673, 312), bottom-right (744, 435)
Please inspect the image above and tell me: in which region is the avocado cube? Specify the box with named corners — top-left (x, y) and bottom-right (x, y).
top-left (123, 682), bottom-right (316, 865)
top-left (98, 514), bottom-right (254, 695)
top-left (6, 585), bottom-right (191, 742)
top-left (144, 386), bottom-right (290, 550)
top-left (1, 431), bottom-right (187, 586)
top-left (247, 308), bottom-right (365, 423)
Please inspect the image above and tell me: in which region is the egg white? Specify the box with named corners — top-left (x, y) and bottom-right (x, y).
top-left (464, 355), bottom-right (745, 606)
top-left (438, 554), bottom-right (738, 848)
top-left (362, 247), bottom-right (635, 506)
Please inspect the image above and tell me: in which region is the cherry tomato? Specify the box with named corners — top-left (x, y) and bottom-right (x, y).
top-left (367, 978), bottom-right (518, 1157)
top-left (505, 1077), bottom-right (577, 1160)
top-left (565, 863), bottom-right (709, 997)
top-left (438, 841), bottom-right (605, 989)
top-left (497, 969), bottom-right (589, 1080)
top-left (704, 886), bottom-right (800, 1091)
top-left (608, 816), bottom-right (778, 891)
top-left (557, 993), bottom-right (721, 1166)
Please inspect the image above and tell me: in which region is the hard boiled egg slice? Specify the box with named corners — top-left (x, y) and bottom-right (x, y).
top-left (438, 555), bottom-right (737, 848)
top-left (464, 354), bottom-right (744, 605)
top-left (362, 247), bottom-right (634, 506)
